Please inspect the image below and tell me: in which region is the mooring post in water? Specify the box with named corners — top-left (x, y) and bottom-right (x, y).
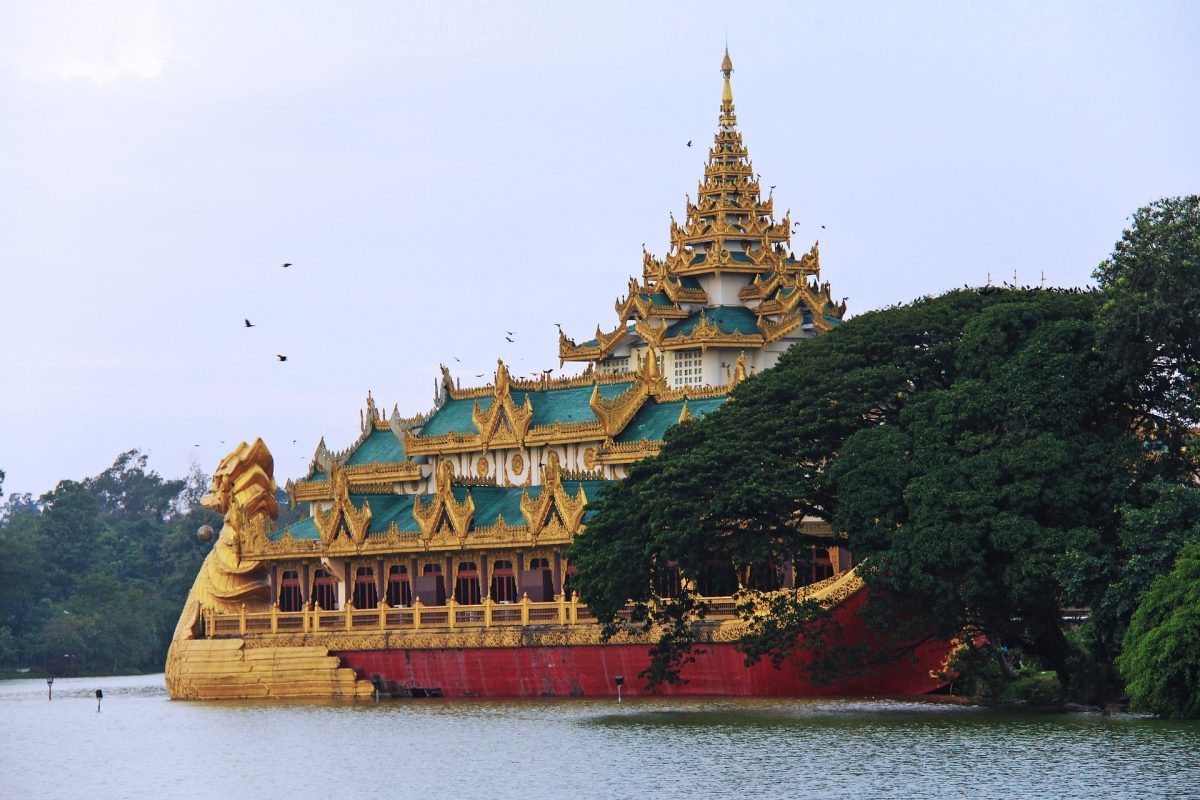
top-left (614, 674), bottom-right (624, 703)
top-left (96, 688), bottom-right (103, 712)
top-left (371, 673), bottom-right (383, 703)
top-left (46, 675), bottom-right (53, 701)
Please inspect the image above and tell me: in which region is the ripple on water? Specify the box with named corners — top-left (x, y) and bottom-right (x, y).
top-left (1, 675), bottom-right (1197, 800)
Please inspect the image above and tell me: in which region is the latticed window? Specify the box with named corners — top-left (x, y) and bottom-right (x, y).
top-left (279, 570), bottom-right (303, 612)
top-left (491, 559), bottom-right (517, 603)
top-left (386, 565), bottom-right (412, 607)
top-left (673, 349), bottom-right (702, 388)
top-left (601, 356), bottom-right (630, 375)
top-left (455, 562), bottom-right (482, 605)
top-left (353, 566), bottom-right (378, 609)
top-left (313, 569), bottom-right (338, 610)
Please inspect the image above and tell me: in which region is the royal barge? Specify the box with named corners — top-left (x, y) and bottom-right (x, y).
top-left (166, 51), bottom-right (950, 700)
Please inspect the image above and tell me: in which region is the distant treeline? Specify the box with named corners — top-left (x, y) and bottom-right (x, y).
top-left (0, 454), bottom-right (299, 676)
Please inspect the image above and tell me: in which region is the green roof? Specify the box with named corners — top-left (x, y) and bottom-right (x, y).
top-left (666, 306), bottom-right (761, 339)
top-left (615, 396), bottom-right (727, 442)
top-left (271, 515), bottom-right (319, 542)
top-left (640, 292), bottom-right (674, 307)
top-left (581, 323), bottom-right (636, 348)
top-left (420, 381), bottom-right (635, 437)
top-left (270, 479), bottom-right (619, 539)
top-left (345, 428), bottom-right (406, 465)
top-left (419, 397), bottom-right (479, 437)
top-left (667, 275), bottom-right (704, 291)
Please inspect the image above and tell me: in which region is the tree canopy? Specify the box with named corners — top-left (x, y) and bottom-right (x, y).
top-left (572, 196), bottom-right (1200, 707)
top-left (0, 451), bottom-right (298, 675)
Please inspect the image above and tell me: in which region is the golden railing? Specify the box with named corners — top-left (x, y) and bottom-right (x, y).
top-left (205, 569), bottom-right (863, 639)
top-left (206, 594), bottom-right (741, 638)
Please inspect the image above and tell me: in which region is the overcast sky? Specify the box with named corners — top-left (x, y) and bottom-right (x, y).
top-left (1, 0), bottom-right (1197, 500)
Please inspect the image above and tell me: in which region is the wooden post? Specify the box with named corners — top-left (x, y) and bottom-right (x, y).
top-left (447, 597), bottom-right (457, 630)
top-left (239, 603), bottom-right (247, 636)
top-left (270, 603), bottom-right (279, 634)
top-left (520, 593), bottom-right (530, 625)
top-left (557, 592), bottom-right (566, 626)
top-left (345, 599), bottom-right (354, 630)
top-left (378, 600), bottom-right (387, 631)
top-left (483, 595), bottom-right (493, 628)
top-left (412, 597), bottom-right (423, 631)
top-left (569, 595), bottom-right (578, 625)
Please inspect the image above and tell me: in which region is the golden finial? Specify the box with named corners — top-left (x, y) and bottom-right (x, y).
top-left (720, 47), bottom-right (736, 125)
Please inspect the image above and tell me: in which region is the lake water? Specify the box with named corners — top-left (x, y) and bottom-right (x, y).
top-left (3, 673), bottom-right (1199, 799)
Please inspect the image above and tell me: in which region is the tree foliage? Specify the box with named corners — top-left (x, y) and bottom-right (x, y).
top-left (1095, 195), bottom-right (1200, 463)
top-left (1118, 542), bottom-right (1200, 718)
top-left (0, 452), bottom-right (226, 674)
top-left (576, 287), bottom-right (1139, 689)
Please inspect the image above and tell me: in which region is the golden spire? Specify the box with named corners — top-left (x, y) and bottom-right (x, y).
top-left (720, 47), bottom-right (736, 126)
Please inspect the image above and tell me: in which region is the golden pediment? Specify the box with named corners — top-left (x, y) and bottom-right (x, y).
top-left (412, 460), bottom-right (475, 540)
top-left (313, 464), bottom-right (372, 550)
top-left (520, 452), bottom-right (587, 540)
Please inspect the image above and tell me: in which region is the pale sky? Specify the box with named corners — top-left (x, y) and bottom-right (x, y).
top-left (1, 0), bottom-right (1197, 500)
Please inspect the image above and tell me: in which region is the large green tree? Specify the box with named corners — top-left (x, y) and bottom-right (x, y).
top-left (1118, 541), bottom-right (1200, 718)
top-left (1095, 195), bottom-right (1200, 467)
top-left (573, 288), bottom-right (1139, 691)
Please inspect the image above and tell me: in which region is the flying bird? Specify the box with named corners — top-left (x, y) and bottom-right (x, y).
top-left (820, 225), bottom-right (826, 229)
top-left (244, 319), bottom-right (254, 328)
top-left (686, 140), bottom-right (693, 147)
top-left (769, 185), bottom-right (776, 190)
top-left (505, 336), bottom-right (514, 343)
top-left (277, 354), bottom-right (288, 362)
top-left (281, 262), bottom-right (292, 268)
top-left (506, 331), bottom-right (515, 336)
top-left (453, 356), bottom-right (461, 362)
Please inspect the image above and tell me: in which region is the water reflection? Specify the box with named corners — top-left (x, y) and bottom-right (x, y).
top-left (2, 674), bottom-right (1197, 800)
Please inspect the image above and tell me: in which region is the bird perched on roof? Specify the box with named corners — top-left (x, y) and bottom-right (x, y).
top-left (281, 262), bottom-right (292, 268)
top-left (277, 354), bottom-right (288, 362)
top-left (244, 318), bottom-right (254, 327)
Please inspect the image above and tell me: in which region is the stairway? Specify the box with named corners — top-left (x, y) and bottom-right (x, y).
top-left (166, 638), bottom-right (374, 700)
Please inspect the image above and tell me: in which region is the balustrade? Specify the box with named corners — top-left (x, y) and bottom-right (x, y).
top-left (204, 594), bottom-right (742, 639)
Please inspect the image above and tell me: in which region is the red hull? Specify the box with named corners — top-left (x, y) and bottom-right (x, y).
top-left (339, 592), bottom-right (951, 698)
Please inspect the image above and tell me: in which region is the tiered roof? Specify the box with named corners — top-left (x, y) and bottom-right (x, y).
top-left (559, 49), bottom-right (846, 364)
top-left (267, 51), bottom-right (840, 561)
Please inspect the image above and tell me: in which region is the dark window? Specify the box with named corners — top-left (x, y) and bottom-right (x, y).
top-left (353, 566), bottom-right (378, 609)
top-left (529, 557), bottom-right (553, 601)
top-left (313, 569), bottom-right (338, 610)
top-left (745, 562), bottom-right (783, 592)
top-left (386, 565), bottom-right (412, 607)
top-left (803, 548), bottom-right (835, 586)
top-left (455, 562), bottom-right (481, 605)
top-left (698, 560), bottom-right (737, 597)
top-left (653, 562), bottom-right (681, 599)
top-left (279, 570), bottom-right (303, 612)
top-left (490, 559), bottom-right (517, 603)
top-left (423, 563), bottom-right (446, 606)
top-left (563, 561), bottom-right (578, 601)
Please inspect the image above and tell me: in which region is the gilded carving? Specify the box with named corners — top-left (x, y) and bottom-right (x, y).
top-left (412, 460), bottom-right (475, 538)
top-left (511, 452), bottom-right (525, 475)
top-left (313, 463), bottom-right (373, 549)
top-left (476, 456), bottom-right (489, 478)
top-left (520, 451), bottom-right (587, 539)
